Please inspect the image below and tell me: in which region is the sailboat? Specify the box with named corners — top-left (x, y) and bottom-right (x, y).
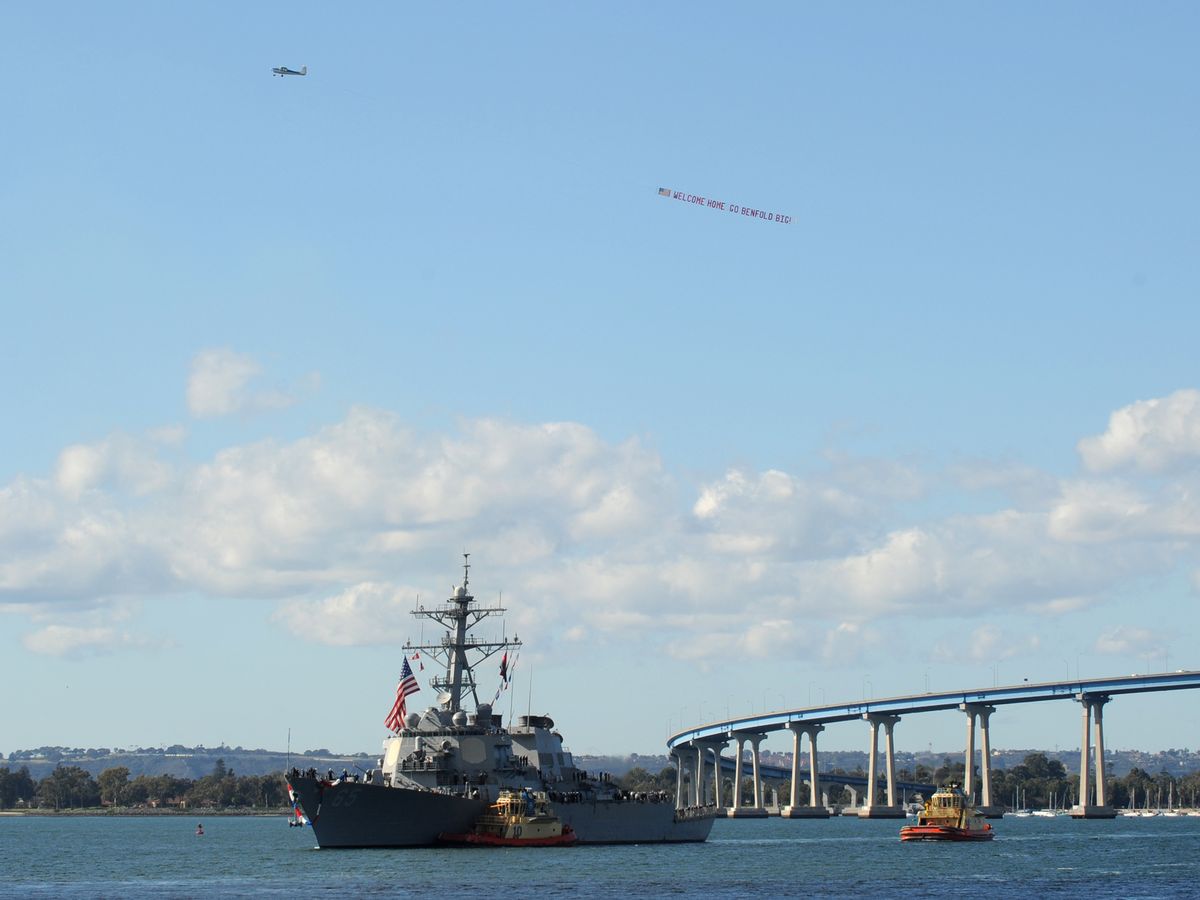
top-left (1162, 783), bottom-right (1182, 817)
top-left (1121, 786), bottom-right (1140, 817)
top-left (1010, 787), bottom-right (1031, 817)
top-left (1031, 790), bottom-right (1056, 817)
top-left (1187, 787), bottom-right (1200, 816)
top-left (1139, 786), bottom-right (1160, 817)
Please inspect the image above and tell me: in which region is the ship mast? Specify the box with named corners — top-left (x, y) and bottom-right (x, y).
top-left (404, 554), bottom-right (520, 714)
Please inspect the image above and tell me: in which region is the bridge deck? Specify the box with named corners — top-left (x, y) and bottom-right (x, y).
top-left (668, 670), bottom-right (1200, 748)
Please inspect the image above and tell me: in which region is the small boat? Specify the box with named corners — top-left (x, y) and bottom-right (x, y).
top-left (900, 784), bottom-right (994, 842)
top-left (1010, 787), bottom-right (1031, 817)
top-left (439, 789), bottom-right (577, 847)
top-left (1162, 784), bottom-right (1183, 816)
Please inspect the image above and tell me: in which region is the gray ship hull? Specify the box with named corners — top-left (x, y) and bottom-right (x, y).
top-left (290, 776), bottom-right (715, 848)
top-left (553, 798), bottom-right (715, 844)
top-left (292, 776), bottom-right (486, 848)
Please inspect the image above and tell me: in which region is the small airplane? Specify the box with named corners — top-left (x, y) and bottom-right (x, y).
top-left (272, 65), bottom-right (307, 77)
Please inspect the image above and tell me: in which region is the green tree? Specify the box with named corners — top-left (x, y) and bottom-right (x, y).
top-left (619, 766), bottom-right (676, 792)
top-left (1179, 771), bottom-right (1200, 809)
top-left (618, 766), bottom-right (656, 790)
top-left (128, 773), bottom-right (189, 807)
top-left (934, 757), bottom-right (966, 786)
top-left (993, 752), bottom-right (1071, 809)
top-left (37, 766), bottom-right (100, 809)
top-left (188, 762), bottom-right (238, 808)
top-left (97, 766), bottom-right (130, 807)
top-left (257, 775), bottom-right (286, 807)
top-left (0, 766), bottom-right (36, 809)
top-left (241, 774), bottom-right (286, 808)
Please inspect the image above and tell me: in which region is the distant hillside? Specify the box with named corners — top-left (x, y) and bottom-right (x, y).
top-left (4, 744), bottom-right (1198, 780)
top-left (2, 746), bottom-right (372, 781)
top-left (752, 747), bottom-right (1200, 778)
top-left (577, 748), bottom-right (1200, 779)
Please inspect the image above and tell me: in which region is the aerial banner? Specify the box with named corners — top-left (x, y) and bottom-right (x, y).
top-left (657, 187), bottom-right (792, 224)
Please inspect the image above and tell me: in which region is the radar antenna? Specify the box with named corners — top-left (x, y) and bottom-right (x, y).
top-left (403, 554), bottom-right (520, 714)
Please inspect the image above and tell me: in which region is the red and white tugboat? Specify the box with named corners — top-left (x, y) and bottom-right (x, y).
top-left (900, 783), bottom-right (994, 842)
top-left (439, 788), bottom-right (577, 847)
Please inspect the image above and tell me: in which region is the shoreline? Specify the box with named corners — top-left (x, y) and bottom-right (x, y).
top-left (0, 807), bottom-right (290, 817)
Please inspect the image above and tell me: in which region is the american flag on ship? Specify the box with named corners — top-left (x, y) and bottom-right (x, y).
top-left (384, 658), bottom-right (421, 733)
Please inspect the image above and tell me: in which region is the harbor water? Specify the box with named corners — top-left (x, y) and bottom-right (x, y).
top-left (3, 813), bottom-right (1200, 898)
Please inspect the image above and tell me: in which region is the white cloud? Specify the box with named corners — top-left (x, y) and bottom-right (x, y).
top-left (0, 410), bottom-right (681, 633)
top-left (55, 444), bottom-right (105, 498)
top-left (932, 624), bottom-right (1040, 665)
top-left (186, 348), bottom-right (316, 418)
top-left (1093, 625), bottom-right (1162, 656)
top-left (820, 621), bottom-right (883, 665)
top-left (187, 348), bottom-right (261, 417)
top-left (1078, 389), bottom-right (1200, 473)
top-left (1049, 478), bottom-right (1200, 544)
top-left (692, 467), bottom-right (876, 559)
top-left (822, 452), bottom-right (928, 503)
top-left (663, 618), bottom-right (884, 668)
top-left (946, 458), bottom-right (1058, 507)
top-left (55, 433), bottom-right (174, 500)
top-left (0, 476), bottom-right (59, 542)
top-left (663, 617), bottom-right (819, 666)
top-left (273, 582), bottom-right (414, 646)
top-left (6, 388), bottom-right (1200, 658)
top-left (22, 624), bottom-right (155, 658)
top-left (783, 505), bottom-right (1159, 623)
top-left (1048, 480), bottom-right (1153, 543)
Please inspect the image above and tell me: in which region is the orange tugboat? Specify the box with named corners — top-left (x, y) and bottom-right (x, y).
top-left (900, 783), bottom-right (994, 842)
top-left (439, 789), bottom-right (578, 847)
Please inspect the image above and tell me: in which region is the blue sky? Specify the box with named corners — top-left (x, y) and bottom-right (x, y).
top-left (3, 2), bottom-right (1200, 761)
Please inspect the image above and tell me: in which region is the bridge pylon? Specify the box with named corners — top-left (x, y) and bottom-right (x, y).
top-left (961, 703), bottom-right (1004, 818)
top-left (1070, 694), bottom-right (1117, 819)
top-left (727, 732), bottom-right (768, 818)
top-left (858, 713), bottom-right (906, 818)
top-left (781, 723), bottom-right (829, 818)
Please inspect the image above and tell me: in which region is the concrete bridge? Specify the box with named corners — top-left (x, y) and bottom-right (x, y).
top-left (666, 670), bottom-right (1200, 820)
top-left (714, 755), bottom-right (936, 815)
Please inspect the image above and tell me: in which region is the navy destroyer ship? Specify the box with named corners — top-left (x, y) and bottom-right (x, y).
top-left (286, 556), bottom-right (716, 847)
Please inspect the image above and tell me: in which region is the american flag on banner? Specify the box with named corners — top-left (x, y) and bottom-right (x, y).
top-left (384, 658), bottom-right (421, 733)
top-left (658, 187), bottom-right (671, 197)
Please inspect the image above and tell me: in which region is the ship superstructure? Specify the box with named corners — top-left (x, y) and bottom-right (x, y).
top-left (406, 555), bottom-right (514, 716)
